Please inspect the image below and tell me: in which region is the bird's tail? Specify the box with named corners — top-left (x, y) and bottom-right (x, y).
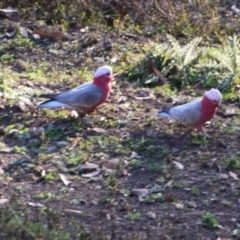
top-left (157, 106), bottom-right (171, 118)
top-left (38, 100), bottom-right (68, 109)
top-left (39, 93), bottom-right (58, 99)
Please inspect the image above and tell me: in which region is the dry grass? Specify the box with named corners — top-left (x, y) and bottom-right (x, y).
top-left (1, 0), bottom-right (240, 40)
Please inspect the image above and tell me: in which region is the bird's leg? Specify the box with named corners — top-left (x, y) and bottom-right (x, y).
top-left (76, 109), bottom-right (89, 118)
top-left (70, 110), bottom-right (79, 118)
top-left (178, 126), bottom-right (192, 139)
top-left (198, 126), bottom-right (211, 139)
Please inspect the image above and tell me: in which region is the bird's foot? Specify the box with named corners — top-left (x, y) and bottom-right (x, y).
top-left (69, 110), bottom-right (79, 118)
top-left (200, 127), bottom-right (211, 139)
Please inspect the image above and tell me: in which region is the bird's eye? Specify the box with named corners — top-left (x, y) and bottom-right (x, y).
top-left (105, 72), bottom-right (110, 76)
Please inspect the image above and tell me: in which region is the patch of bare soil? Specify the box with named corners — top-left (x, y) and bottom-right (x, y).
top-left (0, 20), bottom-right (240, 240)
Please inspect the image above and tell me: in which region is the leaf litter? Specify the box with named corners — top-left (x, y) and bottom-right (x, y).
top-left (0, 12), bottom-right (240, 239)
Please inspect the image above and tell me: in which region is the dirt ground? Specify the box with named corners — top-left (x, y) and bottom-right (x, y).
top-left (0, 18), bottom-right (240, 240)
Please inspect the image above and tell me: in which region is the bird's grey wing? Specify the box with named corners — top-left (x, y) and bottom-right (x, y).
top-left (56, 84), bottom-right (103, 108)
top-left (169, 98), bottom-right (202, 125)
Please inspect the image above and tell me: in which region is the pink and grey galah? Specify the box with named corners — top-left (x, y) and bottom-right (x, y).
top-left (38, 66), bottom-right (113, 116)
top-left (157, 88), bottom-right (222, 138)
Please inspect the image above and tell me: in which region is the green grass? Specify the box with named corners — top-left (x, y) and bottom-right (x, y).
top-left (0, 1), bottom-right (240, 239)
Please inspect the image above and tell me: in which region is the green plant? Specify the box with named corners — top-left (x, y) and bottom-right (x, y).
top-left (201, 212), bottom-right (219, 228)
top-left (191, 186), bottom-right (200, 196)
top-left (35, 192), bottom-right (56, 200)
top-left (127, 211), bottom-right (141, 220)
top-left (199, 35), bottom-right (240, 91)
top-left (226, 157), bottom-right (239, 170)
top-left (45, 124), bottom-right (64, 140)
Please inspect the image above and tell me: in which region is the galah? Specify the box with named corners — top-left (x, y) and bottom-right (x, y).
top-left (157, 88), bottom-right (222, 138)
top-left (38, 66), bottom-right (113, 117)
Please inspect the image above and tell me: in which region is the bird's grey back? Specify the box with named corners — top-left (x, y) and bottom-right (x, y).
top-left (169, 98), bottom-right (202, 125)
top-left (54, 82), bottom-right (103, 109)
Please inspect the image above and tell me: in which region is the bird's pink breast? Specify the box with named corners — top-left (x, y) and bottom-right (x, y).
top-left (193, 96), bottom-right (217, 128)
top-left (86, 84), bottom-right (111, 112)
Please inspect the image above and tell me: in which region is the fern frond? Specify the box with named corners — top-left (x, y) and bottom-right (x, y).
top-left (166, 34), bottom-right (181, 52)
top-left (182, 37), bottom-right (202, 67)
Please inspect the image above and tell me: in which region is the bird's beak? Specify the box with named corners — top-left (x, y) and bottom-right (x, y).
top-left (217, 102), bottom-right (221, 107)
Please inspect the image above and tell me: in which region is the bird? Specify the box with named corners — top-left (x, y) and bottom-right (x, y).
top-left (38, 66), bottom-right (113, 117)
top-left (157, 88), bottom-right (222, 138)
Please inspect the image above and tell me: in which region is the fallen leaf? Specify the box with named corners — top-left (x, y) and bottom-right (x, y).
top-left (91, 127), bottom-right (106, 133)
top-left (129, 151), bottom-right (139, 159)
top-left (28, 202), bottom-right (44, 207)
top-left (102, 161), bottom-right (116, 169)
top-left (163, 195), bottom-right (175, 202)
top-left (219, 173), bottom-right (229, 179)
top-left (174, 202), bottom-right (184, 209)
top-left (229, 171), bottom-right (239, 181)
top-left (33, 29), bottom-right (70, 39)
top-left (173, 160), bottom-right (184, 170)
top-left (122, 168), bottom-right (128, 175)
top-left (131, 188), bottom-right (150, 197)
top-left (76, 162), bottom-right (99, 171)
top-left (164, 180), bottom-right (173, 189)
top-left (82, 170), bottom-right (101, 178)
top-left (64, 209), bottom-right (82, 214)
top-left (0, 198), bottom-right (9, 205)
top-left (59, 173), bottom-right (71, 186)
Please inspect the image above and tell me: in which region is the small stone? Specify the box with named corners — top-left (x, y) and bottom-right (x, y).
top-left (0, 127), bottom-right (5, 135)
top-left (30, 127), bottom-right (45, 136)
top-left (0, 147), bottom-right (12, 153)
top-left (103, 41), bottom-right (112, 51)
top-left (56, 141), bottom-right (68, 147)
top-left (13, 59), bottom-right (27, 70)
top-left (46, 145), bottom-right (57, 153)
top-left (27, 163), bottom-right (35, 168)
top-left (18, 97), bottom-right (32, 106)
top-left (146, 211), bottom-right (156, 219)
top-left (0, 167), bottom-right (4, 175)
top-left (186, 201), bottom-right (197, 208)
top-left (0, 8), bottom-right (19, 21)
top-left (7, 129), bottom-right (19, 137)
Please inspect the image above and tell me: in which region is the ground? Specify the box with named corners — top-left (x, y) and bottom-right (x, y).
top-left (0, 16), bottom-right (240, 240)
